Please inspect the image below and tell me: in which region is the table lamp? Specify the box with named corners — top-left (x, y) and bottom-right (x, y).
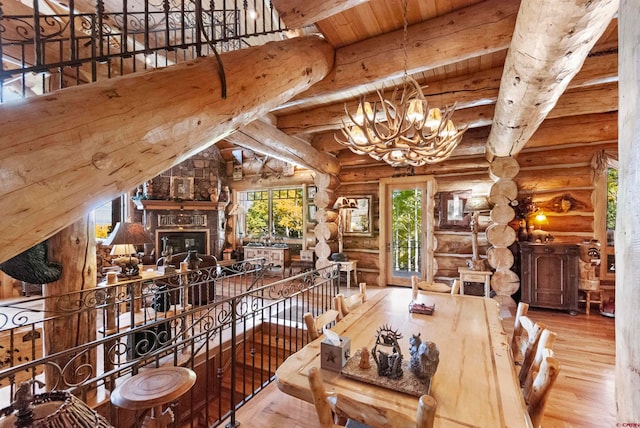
top-left (332, 196), bottom-right (358, 261)
top-left (463, 195), bottom-right (492, 271)
top-left (104, 222), bottom-right (153, 278)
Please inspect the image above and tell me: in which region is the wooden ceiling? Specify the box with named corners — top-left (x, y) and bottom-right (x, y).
top-left (224, 0), bottom-right (618, 172)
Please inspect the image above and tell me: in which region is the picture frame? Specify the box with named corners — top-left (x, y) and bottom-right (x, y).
top-left (308, 204), bottom-right (317, 222)
top-left (307, 186), bottom-right (317, 200)
top-left (342, 195), bottom-right (373, 236)
top-left (170, 177), bottom-right (194, 200)
top-left (439, 191), bottom-right (471, 229)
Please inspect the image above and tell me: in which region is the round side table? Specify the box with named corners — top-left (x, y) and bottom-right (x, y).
top-left (111, 366), bottom-right (196, 428)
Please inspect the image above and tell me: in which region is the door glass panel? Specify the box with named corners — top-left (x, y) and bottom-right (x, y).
top-left (391, 188), bottom-right (423, 277)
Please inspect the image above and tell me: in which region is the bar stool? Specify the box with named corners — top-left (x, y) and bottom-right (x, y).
top-left (111, 366), bottom-right (196, 428)
top-left (578, 289), bottom-right (604, 315)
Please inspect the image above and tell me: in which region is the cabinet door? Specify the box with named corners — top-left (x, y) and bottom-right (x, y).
top-left (531, 251), bottom-right (569, 307)
top-left (269, 249), bottom-right (284, 265)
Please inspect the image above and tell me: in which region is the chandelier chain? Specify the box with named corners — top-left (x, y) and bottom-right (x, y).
top-left (402, 0), bottom-right (409, 83)
top-left (334, 0), bottom-right (468, 167)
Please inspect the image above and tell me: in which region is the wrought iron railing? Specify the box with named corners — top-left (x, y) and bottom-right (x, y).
top-left (0, 260), bottom-right (339, 427)
top-left (0, 0), bottom-right (286, 102)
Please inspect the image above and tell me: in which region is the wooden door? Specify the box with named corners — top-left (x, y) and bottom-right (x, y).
top-left (379, 176), bottom-right (437, 287)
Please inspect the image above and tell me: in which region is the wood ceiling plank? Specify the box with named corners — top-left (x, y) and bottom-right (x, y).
top-left (486, 0), bottom-right (618, 158)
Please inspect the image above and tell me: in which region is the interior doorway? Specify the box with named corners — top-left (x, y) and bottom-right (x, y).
top-left (380, 176), bottom-right (437, 287)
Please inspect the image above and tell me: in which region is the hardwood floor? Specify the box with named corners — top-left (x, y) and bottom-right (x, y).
top-left (227, 294), bottom-right (616, 427)
top-left (521, 308), bottom-right (616, 427)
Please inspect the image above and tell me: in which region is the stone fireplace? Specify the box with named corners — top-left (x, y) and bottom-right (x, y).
top-left (135, 200), bottom-right (227, 259)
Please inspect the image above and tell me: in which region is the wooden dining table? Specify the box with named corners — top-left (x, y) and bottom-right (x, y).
top-left (275, 288), bottom-right (532, 428)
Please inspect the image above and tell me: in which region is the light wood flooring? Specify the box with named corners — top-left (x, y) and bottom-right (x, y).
top-left (226, 290), bottom-right (616, 428)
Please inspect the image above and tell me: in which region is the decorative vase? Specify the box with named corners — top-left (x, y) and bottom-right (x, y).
top-left (517, 219), bottom-right (528, 242)
top-left (184, 249), bottom-right (203, 271)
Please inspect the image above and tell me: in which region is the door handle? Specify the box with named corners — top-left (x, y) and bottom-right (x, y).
top-left (386, 243), bottom-right (391, 252)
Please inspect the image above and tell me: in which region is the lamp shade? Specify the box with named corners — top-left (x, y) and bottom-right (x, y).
top-left (103, 222), bottom-right (153, 246)
top-left (333, 197), bottom-right (358, 210)
top-left (110, 244), bottom-right (137, 257)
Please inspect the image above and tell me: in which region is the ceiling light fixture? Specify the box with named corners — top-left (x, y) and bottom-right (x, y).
top-left (335, 0), bottom-right (467, 167)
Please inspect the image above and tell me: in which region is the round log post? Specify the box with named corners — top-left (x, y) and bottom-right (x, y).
top-left (43, 215), bottom-right (97, 391)
top-left (617, 0), bottom-right (640, 419)
top-left (486, 157), bottom-right (520, 301)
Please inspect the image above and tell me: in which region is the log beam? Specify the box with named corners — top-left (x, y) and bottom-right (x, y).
top-left (271, 0), bottom-right (370, 29)
top-left (486, 0), bottom-right (618, 158)
top-left (225, 120), bottom-right (341, 176)
top-left (277, 0), bottom-right (520, 111)
top-left (277, 52), bottom-right (618, 135)
top-left (0, 35), bottom-right (334, 263)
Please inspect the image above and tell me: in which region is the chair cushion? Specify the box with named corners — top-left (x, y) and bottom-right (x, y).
top-left (416, 281), bottom-right (452, 293)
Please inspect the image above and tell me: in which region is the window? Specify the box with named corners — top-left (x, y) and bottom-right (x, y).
top-left (606, 167), bottom-right (618, 245)
top-left (93, 196), bottom-right (123, 240)
top-left (238, 188), bottom-right (304, 240)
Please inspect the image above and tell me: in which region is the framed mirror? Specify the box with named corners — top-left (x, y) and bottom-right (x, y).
top-left (342, 195), bottom-right (373, 236)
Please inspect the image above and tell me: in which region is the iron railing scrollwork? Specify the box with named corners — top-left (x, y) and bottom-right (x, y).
top-left (0, 0), bottom-right (285, 102)
top-left (0, 262), bottom-right (340, 427)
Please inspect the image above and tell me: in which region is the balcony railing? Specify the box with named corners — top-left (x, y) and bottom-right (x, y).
top-left (0, 260), bottom-right (339, 427)
top-left (0, 0), bottom-right (286, 103)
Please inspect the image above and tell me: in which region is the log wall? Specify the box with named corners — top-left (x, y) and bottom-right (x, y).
top-left (335, 114), bottom-right (618, 288)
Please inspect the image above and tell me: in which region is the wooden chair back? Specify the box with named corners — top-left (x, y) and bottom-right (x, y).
top-left (510, 302), bottom-right (530, 360)
top-left (521, 328), bottom-right (557, 393)
top-left (335, 283), bottom-right (366, 319)
top-left (307, 367), bottom-right (437, 428)
top-left (411, 275), bottom-right (457, 294)
top-left (518, 321), bottom-right (550, 386)
top-left (513, 316), bottom-right (546, 370)
top-left (525, 349), bottom-right (560, 428)
top-left (303, 309), bottom-right (340, 341)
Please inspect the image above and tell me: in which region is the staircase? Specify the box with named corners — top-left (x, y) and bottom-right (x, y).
top-left (189, 319), bottom-right (307, 427)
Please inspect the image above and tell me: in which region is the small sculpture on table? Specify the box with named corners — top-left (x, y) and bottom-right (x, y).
top-left (359, 347), bottom-right (372, 369)
top-left (372, 325), bottom-right (404, 379)
top-left (409, 333), bottom-right (439, 381)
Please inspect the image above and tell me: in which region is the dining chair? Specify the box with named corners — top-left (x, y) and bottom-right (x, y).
top-left (304, 309), bottom-right (340, 341)
top-left (524, 349), bottom-right (560, 428)
top-left (307, 366), bottom-right (437, 428)
top-left (512, 315), bottom-right (546, 368)
top-left (411, 275), bottom-right (459, 295)
top-left (510, 302), bottom-right (529, 360)
top-left (334, 283), bottom-right (367, 320)
top-left (520, 328), bottom-right (557, 390)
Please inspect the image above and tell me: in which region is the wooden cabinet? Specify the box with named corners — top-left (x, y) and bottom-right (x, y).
top-left (243, 246), bottom-right (291, 278)
top-left (519, 243), bottom-right (579, 313)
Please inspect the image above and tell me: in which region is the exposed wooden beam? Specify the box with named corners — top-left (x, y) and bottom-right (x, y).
top-left (271, 0), bottom-right (370, 29)
top-left (526, 112), bottom-right (618, 149)
top-left (486, 0), bottom-right (618, 158)
top-left (277, 53), bottom-right (618, 135)
top-left (0, 35), bottom-right (334, 263)
top-left (225, 120), bottom-right (341, 176)
top-left (277, 0), bottom-right (520, 111)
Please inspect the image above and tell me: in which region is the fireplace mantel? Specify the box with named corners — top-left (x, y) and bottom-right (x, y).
top-left (135, 199), bottom-right (229, 258)
top-left (134, 199), bottom-right (228, 211)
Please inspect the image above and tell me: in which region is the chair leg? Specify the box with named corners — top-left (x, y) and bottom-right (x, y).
top-left (585, 291), bottom-right (591, 316)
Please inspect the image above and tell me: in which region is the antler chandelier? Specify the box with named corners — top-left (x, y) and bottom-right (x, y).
top-left (335, 0), bottom-right (467, 168)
